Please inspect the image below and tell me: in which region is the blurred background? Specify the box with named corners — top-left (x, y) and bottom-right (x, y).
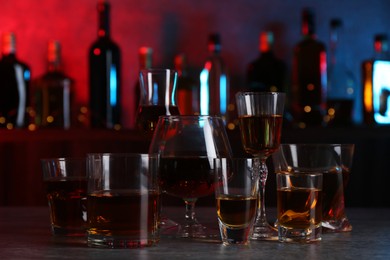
top-left (1, 0), bottom-right (389, 128)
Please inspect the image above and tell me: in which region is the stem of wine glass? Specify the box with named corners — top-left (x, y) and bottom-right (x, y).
top-left (258, 159), bottom-right (268, 224)
top-left (251, 157), bottom-right (277, 240)
top-left (179, 199), bottom-right (207, 238)
top-left (184, 200), bottom-right (198, 225)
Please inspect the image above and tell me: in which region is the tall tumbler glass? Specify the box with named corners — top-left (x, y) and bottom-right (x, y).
top-left (135, 68), bottom-right (180, 136)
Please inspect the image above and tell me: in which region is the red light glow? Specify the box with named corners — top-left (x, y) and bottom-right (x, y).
top-left (93, 48), bottom-right (101, 56)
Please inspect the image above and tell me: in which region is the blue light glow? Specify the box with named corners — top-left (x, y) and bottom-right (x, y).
top-left (110, 65), bottom-right (117, 106)
top-left (200, 69), bottom-right (209, 115)
top-left (24, 70), bottom-right (31, 81)
top-left (152, 82), bottom-right (158, 104)
top-left (373, 60), bottom-right (390, 124)
top-left (220, 74), bottom-right (227, 114)
top-left (171, 73), bottom-right (177, 106)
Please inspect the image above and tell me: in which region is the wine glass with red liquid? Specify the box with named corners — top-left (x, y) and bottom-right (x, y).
top-left (149, 115), bottom-right (232, 238)
top-left (235, 92), bottom-right (285, 240)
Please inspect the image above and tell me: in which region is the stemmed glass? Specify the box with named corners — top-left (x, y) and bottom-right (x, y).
top-left (149, 115), bottom-right (232, 238)
top-left (235, 92), bottom-right (285, 240)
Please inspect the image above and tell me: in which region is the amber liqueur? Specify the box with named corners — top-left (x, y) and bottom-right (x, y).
top-left (216, 195), bottom-right (257, 228)
top-left (238, 115), bottom-right (283, 158)
top-left (277, 187), bottom-right (322, 229)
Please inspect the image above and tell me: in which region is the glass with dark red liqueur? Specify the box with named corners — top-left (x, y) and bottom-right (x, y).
top-left (41, 157), bottom-right (87, 236)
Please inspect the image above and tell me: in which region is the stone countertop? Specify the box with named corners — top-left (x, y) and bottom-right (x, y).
top-left (0, 207), bottom-right (389, 259)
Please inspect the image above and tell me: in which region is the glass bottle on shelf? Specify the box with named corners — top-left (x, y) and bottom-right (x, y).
top-left (327, 19), bottom-right (356, 127)
top-left (88, 0), bottom-right (121, 129)
top-left (362, 34), bottom-right (390, 125)
top-left (0, 32), bottom-right (31, 129)
top-left (134, 46), bottom-right (153, 119)
top-left (199, 33), bottom-right (230, 124)
top-left (174, 53), bottom-right (198, 115)
top-left (291, 8), bottom-right (327, 128)
top-left (33, 41), bottom-right (74, 129)
top-left (246, 31), bottom-right (287, 93)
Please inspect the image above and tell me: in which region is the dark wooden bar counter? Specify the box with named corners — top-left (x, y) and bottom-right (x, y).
top-left (0, 206), bottom-right (389, 259)
top-left (0, 128), bottom-right (151, 206)
top-left (0, 126), bottom-right (389, 207)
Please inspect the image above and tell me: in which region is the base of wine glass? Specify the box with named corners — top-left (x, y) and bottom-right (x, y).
top-left (176, 223), bottom-right (219, 239)
top-left (322, 217), bottom-right (353, 233)
top-left (251, 222), bottom-right (278, 241)
top-left (160, 217), bottom-right (180, 237)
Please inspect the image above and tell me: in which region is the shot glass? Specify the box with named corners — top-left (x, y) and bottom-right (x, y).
top-left (277, 172), bottom-right (323, 243)
top-left (214, 158), bottom-right (259, 245)
top-left (41, 157), bottom-right (87, 236)
top-left (86, 153), bottom-right (160, 248)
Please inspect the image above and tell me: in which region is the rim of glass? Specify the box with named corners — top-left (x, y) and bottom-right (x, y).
top-left (276, 172), bottom-right (323, 177)
top-left (86, 153), bottom-right (150, 158)
top-left (41, 157), bottom-right (85, 162)
top-left (235, 91), bottom-right (286, 96)
top-left (214, 157), bottom-right (257, 160)
top-left (280, 143), bottom-right (354, 147)
top-left (140, 68), bottom-right (177, 73)
top-left (157, 115), bottom-right (224, 120)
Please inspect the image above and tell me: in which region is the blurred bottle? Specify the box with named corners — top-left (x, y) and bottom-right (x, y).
top-left (362, 34), bottom-right (390, 125)
top-left (174, 53), bottom-right (198, 115)
top-left (33, 41), bottom-right (74, 129)
top-left (327, 19), bottom-right (356, 127)
top-left (0, 32), bottom-right (31, 129)
top-left (88, 0), bottom-right (121, 129)
top-left (246, 31), bottom-right (287, 93)
top-left (199, 33), bottom-right (230, 124)
top-left (291, 8), bottom-right (327, 128)
top-left (134, 46), bottom-right (153, 119)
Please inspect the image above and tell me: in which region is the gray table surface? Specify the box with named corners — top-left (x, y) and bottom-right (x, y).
top-left (0, 207), bottom-right (389, 259)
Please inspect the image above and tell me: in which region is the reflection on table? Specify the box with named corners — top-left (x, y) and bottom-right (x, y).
top-left (0, 207), bottom-right (389, 259)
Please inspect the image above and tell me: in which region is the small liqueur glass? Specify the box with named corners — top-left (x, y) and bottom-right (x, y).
top-left (214, 157), bottom-right (259, 245)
